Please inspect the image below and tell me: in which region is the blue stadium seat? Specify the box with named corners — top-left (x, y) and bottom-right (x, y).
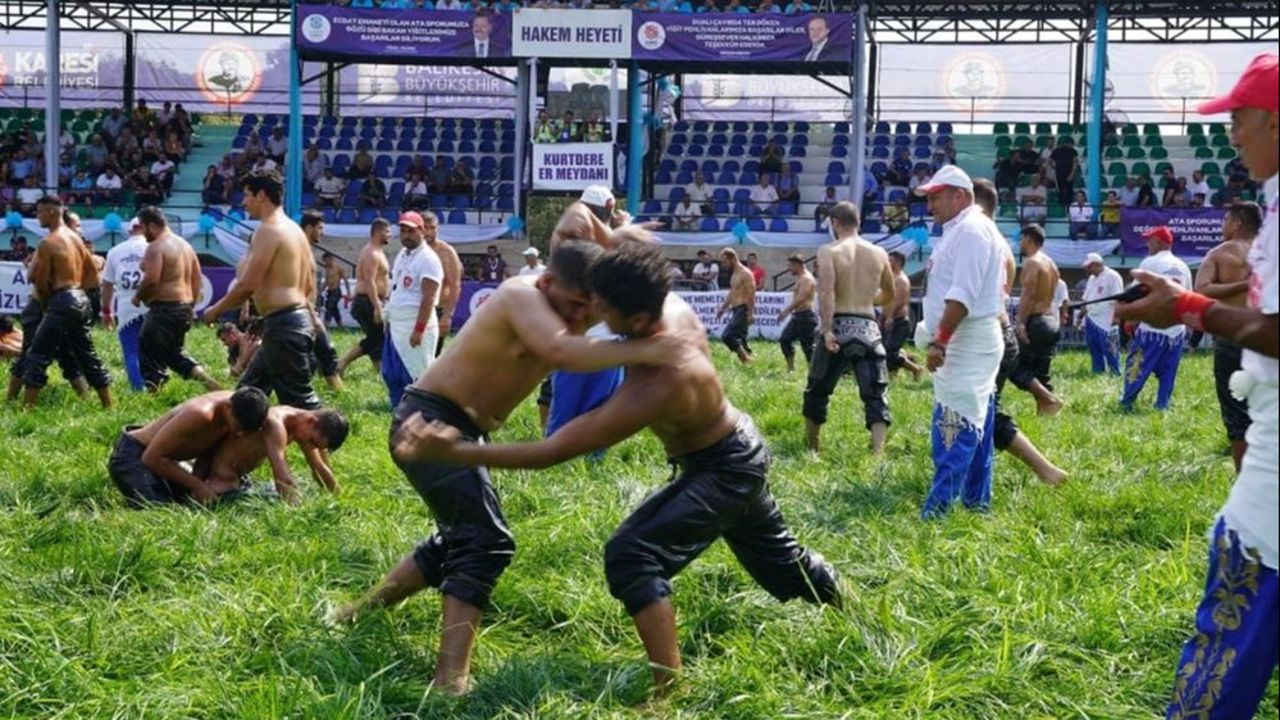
top-left (873, 121), bottom-right (890, 134)
top-left (686, 145), bottom-right (704, 157)
top-left (724, 218), bottom-right (740, 231)
top-left (872, 135), bottom-right (889, 147)
top-left (778, 202), bottom-right (796, 216)
top-left (727, 145), bottom-right (746, 158)
top-left (706, 145), bottom-right (725, 158)
top-left (739, 171), bottom-right (757, 186)
top-left (790, 135), bottom-right (809, 147)
top-left (713, 201), bottom-right (730, 215)
top-left (937, 122), bottom-right (953, 135)
top-left (748, 217), bottom-right (765, 230)
top-left (359, 209), bottom-right (379, 224)
top-left (710, 133), bottom-right (728, 146)
top-left (824, 174), bottom-right (843, 187)
top-left (871, 161), bottom-right (887, 176)
top-left (643, 200), bottom-right (662, 214)
top-left (447, 210), bottom-right (467, 224)
top-left (769, 218), bottom-right (789, 232)
top-left (788, 147), bottom-right (806, 158)
top-left (914, 135), bottom-right (932, 147)
top-left (670, 133), bottom-right (688, 145)
top-left (895, 122), bottom-right (911, 135)
top-left (916, 122), bottom-right (932, 135)
top-left (690, 133), bottom-right (708, 146)
top-left (700, 160), bottom-right (719, 174)
top-left (680, 159), bottom-right (698, 173)
top-left (752, 121), bottom-right (769, 133)
top-left (913, 147), bottom-right (931, 159)
top-left (894, 135), bottom-right (911, 147)
top-left (676, 171), bottom-right (693, 185)
top-left (656, 171), bottom-right (673, 184)
top-left (376, 140), bottom-right (393, 152)
top-left (667, 143), bottom-right (684, 156)
top-left (700, 217), bottom-right (719, 231)
top-left (871, 146), bottom-right (889, 159)
top-left (451, 195), bottom-right (470, 210)
top-left (722, 160), bottom-right (740, 174)
top-left (673, 120), bottom-right (690, 132)
top-left (338, 209), bottom-right (358, 224)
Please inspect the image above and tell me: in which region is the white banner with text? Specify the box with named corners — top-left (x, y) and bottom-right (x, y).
top-left (532, 142), bottom-right (615, 191)
top-left (513, 9), bottom-right (632, 59)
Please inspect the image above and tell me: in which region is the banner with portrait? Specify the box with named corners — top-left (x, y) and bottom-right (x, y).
top-left (0, 30), bottom-right (126, 109)
top-left (1102, 42), bottom-right (1276, 124)
top-left (135, 33), bottom-right (321, 114)
top-left (632, 13), bottom-right (852, 65)
top-left (297, 8), bottom-right (512, 63)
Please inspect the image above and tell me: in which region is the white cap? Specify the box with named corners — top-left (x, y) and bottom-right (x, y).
top-left (913, 165), bottom-right (974, 195)
top-left (580, 185), bottom-right (615, 208)
top-left (522, 246), bottom-right (540, 257)
top-left (1082, 252), bottom-right (1105, 267)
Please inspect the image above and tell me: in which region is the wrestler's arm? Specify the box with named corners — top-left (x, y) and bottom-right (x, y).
top-left (1194, 252), bottom-right (1251, 299)
top-left (29, 249), bottom-right (48, 303)
top-left (261, 419), bottom-right (301, 505)
top-left (207, 233), bottom-right (276, 319)
top-left (396, 380), bottom-right (666, 469)
top-left (815, 245), bottom-right (836, 336)
top-left (141, 411), bottom-right (218, 504)
top-left (1016, 260), bottom-right (1039, 328)
top-left (80, 244), bottom-right (101, 291)
top-left (505, 285), bottom-right (676, 370)
top-left (302, 446), bottom-right (340, 495)
top-left (135, 242), bottom-right (163, 305)
top-left (875, 257), bottom-right (895, 307)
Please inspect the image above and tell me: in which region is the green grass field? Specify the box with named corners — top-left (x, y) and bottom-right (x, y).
top-left (1, 328), bottom-right (1276, 719)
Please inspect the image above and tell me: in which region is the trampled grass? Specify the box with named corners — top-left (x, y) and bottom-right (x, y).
top-left (1, 328), bottom-right (1276, 719)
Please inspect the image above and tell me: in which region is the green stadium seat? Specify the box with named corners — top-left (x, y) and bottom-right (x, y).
top-left (1103, 134), bottom-right (1120, 147)
top-left (1034, 122), bottom-right (1052, 135)
top-left (1189, 135), bottom-right (1208, 147)
top-left (1056, 122), bottom-right (1073, 135)
top-left (1195, 147), bottom-right (1214, 159)
top-left (1208, 175), bottom-right (1225, 189)
top-left (1014, 122), bottom-right (1031, 134)
top-left (1111, 174), bottom-right (1129, 187)
top-left (1073, 175), bottom-right (1085, 189)
top-left (1126, 147), bottom-right (1146, 159)
top-left (1121, 135), bottom-right (1141, 147)
top-left (1154, 162), bottom-right (1173, 176)
top-left (1107, 161), bottom-right (1128, 175)
top-left (1242, 190), bottom-right (1258, 202)
top-left (1131, 162), bottom-right (1151, 177)
top-left (1013, 134), bottom-right (1032, 147)
top-left (993, 122), bottom-right (1009, 134)
top-left (1105, 146), bottom-right (1124, 159)
top-left (1149, 147), bottom-right (1169, 160)
top-left (1048, 204), bottom-right (1067, 219)
top-left (1217, 147), bottom-right (1237, 160)
top-left (1186, 122), bottom-right (1204, 135)
top-left (1142, 123), bottom-right (1161, 135)
top-left (1201, 162), bottom-right (1221, 175)
top-left (996, 147), bottom-right (1011, 160)
top-left (1057, 135), bottom-right (1075, 146)
top-left (995, 136), bottom-right (1012, 149)
top-left (1035, 135), bottom-right (1051, 149)
top-left (1209, 122), bottom-right (1226, 135)
top-left (998, 203), bottom-right (1018, 219)
top-left (1121, 124), bottom-right (1138, 135)
top-left (1144, 136), bottom-right (1164, 147)
top-left (1211, 134), bottom-right (1231, 147)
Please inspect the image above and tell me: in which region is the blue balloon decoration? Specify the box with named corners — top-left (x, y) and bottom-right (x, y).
top-left (732, 221), bottom-right (750, 241)
top-left (198, 214), bottom-right (217, 233)
top-left (4, 211), bottom-right (23, 230)
top-left (103, 213), bottom-right (123, 233)
top-left (506, 215), bottom-right (525, 233)
top-left (228, 208), bottom-right (246, 222)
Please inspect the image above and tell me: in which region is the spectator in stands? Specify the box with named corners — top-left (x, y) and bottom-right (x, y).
top-left (759, 0), bottom-right (780, 12)
top-left (518, 247), bottom-right (545, 276)
top-left (930, 150), bottom-right (950, 173)
top-left (556, 111), bottom-right (580, 143)
top-left (1224, 156), bottom-right (1252, 191)
top-left (691, 249), bottom-right (718, 285)
top-left (698, 0), bottom-right (721, 11)
top-left (141, 129), bottom-right (164, 165)
top-left (1117, 176), bottom-right (1140, 207)
top-left (57, 153), bottom-right (76, 187)
top-left (776, 165), bottom-right (801, 205)
top-left (479, 245), bottom-right (508, 282)
top-left (349, 145), bottom-right (374, 180)
top-left (886, 147), bottom-right (912, 187)
top-left (163, 131), bottom-right (186, 164)
top-left (122, 150), bottom-right (144, 176)
top-left (14, 177), bottom-right (42, 217)
top-left (936, 136), bottom-right (957, 165)
top-left (405, 154), bottom-right (429, 182)
top-left (1048, 136), bottom-right (1078, 206)
top-left (100, 108), bottom-right (127, 147)
top-left (216, 154), bottom-right (238, 183)
top-left (1017, 172), bottom-right (1049, 224)
top-left (315, 168), bottom-right (345, 209)
top-left (582, 113), bottom-right (608, 143)
top-left (533, 114), bottom-right (557, 143)
top-left (1165, 177), bottom-right (1193, 207)
top-left (493, 0), bottom-right (520, 12)
top-left (56, 126), bottom-right (76, 156)
top-left (267, 128), bottom-right (289, 163)
top-left (133, 167), bottom-right (165, 209)
top-left (1188, 170), bottom-right (1212, 206)
top-left (672, 192), bottom-right (702, 231)
top-left (1068, 190), bottom-right (1094, 240)
top-left (1, 236), bottom-right (31, 263)
top-left (725, 0), bottom-right (749, 13)
top-left (749, 174), bottom-right (780, 216)
top-left (448, 163), bottom-right (474, 196)
top-left (908, 165), bottom-right (933, 193)
top-left (1038, 136), bottom-right (1057, 179)
top-left (760, 142), bottom-right (784, 175)
top-left (241, 132), bottom-right (264, 162)
top-left (1101, 190), bottom-right (1121, 238)
top-left (95, 166), bottom-right (124, 205)
top-left (68, 171), bottom-right (94, 206)
top-left (404, 172), bottom-right (430, 211)
top-left (815, 185), bottom-right (839, 226)
top-left (1136, 175), bottom-right (1157, 207)
top-left (251, 155), bottom-right (278, 175)
top-left (156, 101), bottom-right (174, 127)
top-left (1158, 166), bottom-right (1177, 197)
top-left (666, 260), bottom-right (686, 281)
top-left (359, 172), bottom-right (386, 209)
top-left (202, 165), bottom-right (228, 207)
top-left (784, 0), bottom-right (812, 12)
top-left (686, 171), bottom-right (714, 216)
top-left (172, 104), bottom-right (193, 141)
top-left (7, 149), bottom-right (36, 188)
top-left (437, 0), bottom-right (465, 8)
top-left (745, 253), bottom-right (766, 290)
top-left (303, 146), bottom-right (328, 191)
top-left (151, 155), bottom-right (177, 192)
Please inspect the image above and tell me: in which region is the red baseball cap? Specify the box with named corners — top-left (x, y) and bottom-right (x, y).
top-left (1197, 53), bottom-right (1279, 115)
top-left (398, 211), bottom-right (425, 229)
top-left (1142, 226), bottom-right (1174, 245)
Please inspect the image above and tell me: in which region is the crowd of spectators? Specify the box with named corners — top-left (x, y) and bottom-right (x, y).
top-left (532, 110), bottom-right (612, 144)
top-left (1, 99), bottom-right (193, 217)
top-left (312, 0), bottom-right (823, 12)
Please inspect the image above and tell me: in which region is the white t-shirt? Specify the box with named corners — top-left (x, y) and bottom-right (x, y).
top-left (685, 182), bottom-right (712, 204)
top-left (405, 181), bottom-right (429, 198)
top-left (518, 262), bottom-right (547, 277)
top-left (16, 187), bottom-right (42, 204)
top-left (151, 159), bottom-right (175, 177)
top-left (1052, 278), bottom-right (1068, 310)
top-left (316, 176), bottom-right (345, 197)
top-left (1189, 179), bottom-right (1212, 203)
top-left (1083, 266), bottom-right (1124, 327)
top-left (1068, 204), bottom-right (1094, 223)
top-left (1242, 173), bottom-right (1279, 385)
top-left (96, 174), bottom-right (123, 190)
top-left (267, 137), bottom-right (289, 156)
top-left (102, 235), bottom-right (150, 327)
top-left (387, 243), bottom-right (444, 322)
top-left (749, 184), bottom-right (778, 206)
top-left (923, 205), bottom-right (1006, 331)
top-left (692, 261), bottom-right (718, 282)
top-left (1136, 250), bottom-right (1193, 337)
top-left (673, 202), bottom-right (701, 226)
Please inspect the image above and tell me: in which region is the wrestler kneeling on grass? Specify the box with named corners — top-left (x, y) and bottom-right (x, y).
top-left (392, 242), bottom-right (841, 694)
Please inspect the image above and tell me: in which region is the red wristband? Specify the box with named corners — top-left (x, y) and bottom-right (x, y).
top-left (934, 326), bottom-right (954, 346)
top-left (414, 321), bottom-right (427, 334)
top-left (1173, 291), bottom-right (1214, 332)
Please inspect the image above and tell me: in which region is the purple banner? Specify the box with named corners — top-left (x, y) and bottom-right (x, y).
top-left (1120, 206), bottom-right (1227, 258)
top-left (451, 281), bottom-right (502, 330)
top-left (0, 30), bottom-right (126, 109)
top-left (135, 33), bottom-right (321, 114)
top-left (297, 8), bottom-right (512, 62)
top-left (632, 12), bottom-right (852, 64)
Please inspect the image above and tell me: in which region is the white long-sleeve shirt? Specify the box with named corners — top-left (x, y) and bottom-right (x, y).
top-left (923, 204), bottom-right (1006, 333)
top-left (1083, 266), bottom-right (1124, 328)
top-left (1136, 250), bottom-right (1193, 337)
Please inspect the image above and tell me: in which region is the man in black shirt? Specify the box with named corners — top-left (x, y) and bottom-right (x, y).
top-left (1048, 138), bottom-right (1079, 206)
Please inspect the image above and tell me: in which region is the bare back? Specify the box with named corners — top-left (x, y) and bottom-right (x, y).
top-left (618, 295), bottom-right (735, 457)
top-left (551, 201), bottom-right (611, 247)
top-left (828, 237), bottom-right (892, 316)
top-left (892, 271), bottom-right (912, 320)
top-left (1019, 252), bottom-right (1060, 316)
top-left (35, 229), bottom-right (95, 299)
top-left (355, 242), bottom-right (390, 299)
top-left (245, 210), bottom-right (313, 314)
top-left (1197, 239), bottom-right (1252, 308)
top-left (143, 232), bottom-right (201, 304)
top-left (205, 405), bottom-right (303, 480)
top-left (128, 391), bottom-right (233, 460)
top-left (415, 277), bottom-right (563, 431)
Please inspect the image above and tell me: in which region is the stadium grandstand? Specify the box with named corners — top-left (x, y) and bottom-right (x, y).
top-left (0, 1), bottom-right (1276, 298)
